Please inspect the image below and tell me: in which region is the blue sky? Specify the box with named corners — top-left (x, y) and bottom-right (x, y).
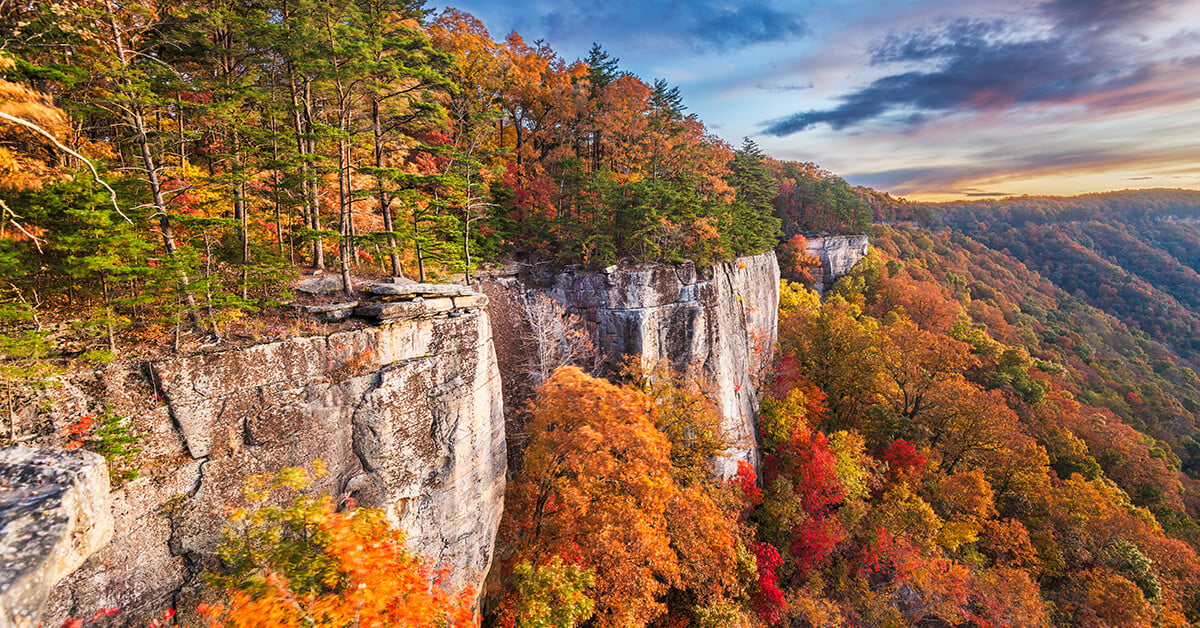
top-left (436, 0), bottom-right (1200, 201)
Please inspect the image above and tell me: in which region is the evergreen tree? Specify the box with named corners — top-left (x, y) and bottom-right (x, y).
top-left (724, 138), bottom-right (782, 255)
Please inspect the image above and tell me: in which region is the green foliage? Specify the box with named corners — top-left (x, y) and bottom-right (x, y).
top-left (67, 409), bottom-right (144, 483)
top-left (0, 299), bottom-right (60, 442)
top-left (1104, 540), bottom-right (1161, 602)
top-left (91, 411), bottom-right (143, 483)
top-left (771, 161), bottom-right (871, 235)
top-left (210, 462), bottom-right (341, 596)
top-left (513, 556), bottom-right (596, 628)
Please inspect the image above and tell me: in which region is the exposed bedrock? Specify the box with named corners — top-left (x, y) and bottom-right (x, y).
top-left (479, 252), bottom-right (780, 476)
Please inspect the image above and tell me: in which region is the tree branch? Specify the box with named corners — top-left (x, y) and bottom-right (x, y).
top-left (0, 111), bottom-right (131, 223)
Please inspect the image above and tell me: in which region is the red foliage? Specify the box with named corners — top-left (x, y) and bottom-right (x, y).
top-left (773, 429), bottom-right (847, 577)
top-left (785, 430), bottom-right (844, 517)
top-left (858, 526), bottom-right (918, 581)
top-left (752, 542), bottom-right (786, 626)
top-left (878, 438), bottom-right (926, 482)
top-left (734, 460), bottom-right (763, 512)
top-left (65, 414), bottom-right (98, 449)
top-left (790, 517), bottom-right (844, 578)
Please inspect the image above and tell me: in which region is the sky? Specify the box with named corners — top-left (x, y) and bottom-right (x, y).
top-left (434, 0), bottom-right (1200, 202)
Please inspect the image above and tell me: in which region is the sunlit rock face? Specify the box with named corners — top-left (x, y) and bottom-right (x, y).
top-left (41, 294), bottom-right (505, 625)
top-left (805, 235), bottom-right (870, 295)
top-left (480, 252), bottom-right (780, 477)
top-left (0, 447), bottom-right (113, 628)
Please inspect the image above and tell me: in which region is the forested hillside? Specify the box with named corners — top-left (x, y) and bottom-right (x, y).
top-left (926, 190), bottom-right (1200, 364)
top-left (483, 224), bottom-right (1200, 626)
top-left (730, 227), bottom-right (1200, 625)
top-left (10, 2), bottom-right (1200, 627)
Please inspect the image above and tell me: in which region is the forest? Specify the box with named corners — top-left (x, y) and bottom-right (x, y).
top-left (10, 1), bottom-right (1200, 627)
top-left (0, 0), bottom-right (796, 361)
top-left (202, 224), bottom-right (1200, 626)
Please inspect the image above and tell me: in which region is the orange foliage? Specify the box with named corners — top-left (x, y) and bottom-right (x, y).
top-left (502, 366), bottom-right (680, 626)
top-left (200, 501), bottom-right (474, 628)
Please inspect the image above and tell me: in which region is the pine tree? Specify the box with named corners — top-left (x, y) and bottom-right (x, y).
top-left (724, 138), bottom-right (781, 255)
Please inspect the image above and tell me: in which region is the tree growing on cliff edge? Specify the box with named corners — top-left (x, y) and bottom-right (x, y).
top-left (521, 293), bottom-right (594, 386)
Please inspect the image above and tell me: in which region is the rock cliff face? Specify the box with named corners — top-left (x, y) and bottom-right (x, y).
top-left (16, 252), bottom-right (781, 623)
top-left (479, 252), bottom-right (779, 476)
top-left (805, 235), bottom-right (869, 294)
top-left (41, 295), bottom-right (504, 624)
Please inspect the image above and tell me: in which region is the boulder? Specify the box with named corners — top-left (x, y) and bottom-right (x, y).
top-left (295, 275), bottom-right (347, 294)
top-left (364, 283), bottom-right (473, 298)
top-left (0, 447), bottom-right (113, 627)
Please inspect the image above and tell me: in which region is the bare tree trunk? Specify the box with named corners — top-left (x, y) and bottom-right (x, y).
top-left (372, 98), bottom-right (403, 277)
top-left (288, 66), bottom-right (323, 269)
top-left (338, 134), bottom-right (353, 297)
top-left (104, 0), bottom-right (201, 324)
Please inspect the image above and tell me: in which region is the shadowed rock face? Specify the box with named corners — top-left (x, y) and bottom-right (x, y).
top-left (41, 297), bottom-right (505, 625)
top-left (480, 252), bottom-right (780, 477)
top-left (805, 235), bottom-right (869, 295)
top-left (0, 447), bottom-right (112, 628)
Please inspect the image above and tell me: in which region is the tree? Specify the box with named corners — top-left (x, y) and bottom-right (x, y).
top-left (508, 556), bottom-right (595, 628)
top-left (501, 367), bottom-right (680, 626)
top-left (521, 293), bottom-right (593, 385)
top-left (723, 138), bottom-right (781, 255)
top-left (201, 464), bottom-right (474, 627)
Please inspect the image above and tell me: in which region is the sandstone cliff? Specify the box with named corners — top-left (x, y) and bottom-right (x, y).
top-left (804, 235), bottom-right (869, 295)
top-left (0, 448), bottom-right (112, 627)
top-left (10, 251), bottom-right (782, 623)
top-left (479, 252), bottom-right (779, 476)
top-left (37, 293), bottom-right (504, 625)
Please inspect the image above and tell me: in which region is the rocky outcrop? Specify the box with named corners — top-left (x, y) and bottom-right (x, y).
top-left (805, 235), bottom-right (869, 294)
top-left (479, 252), bottom-right (779, 476)
top-left (41, 292), bottom-right (504, 625)
top-left (18, 251), bottom-right (781, 622)
top-left (0, 447), bottom-right (112, 628)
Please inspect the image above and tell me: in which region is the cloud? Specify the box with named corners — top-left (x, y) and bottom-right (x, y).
top-left (755, 82), bottom-right (815, 92)
top-left (485, 0), bottom-right (809, 55)
top-left (849, 138), bottom-right (1200, 196)
top-left (687, 5), bottom-right (809, 50)
top-left (761, 0), bottom-right (1198, 136)
top-left (1040, 0), bottom-right (1180, 28)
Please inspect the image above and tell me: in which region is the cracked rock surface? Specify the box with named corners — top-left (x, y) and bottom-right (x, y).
top-left (479, 252), bottom-right (779, 477)
top-left (41, 291), bottom-right (505, 626)
top-left (804, 235), bottom-right (869, 295)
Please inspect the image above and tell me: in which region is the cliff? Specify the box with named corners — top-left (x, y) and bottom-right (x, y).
top-left (7, 252), bottom-right (782, 623)
top-left (805, 235), bottom-right (869, 294)
top-left (479, 252), bottom-right (779, 476)
top-left (33, 290), bottom-right (505, 625)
